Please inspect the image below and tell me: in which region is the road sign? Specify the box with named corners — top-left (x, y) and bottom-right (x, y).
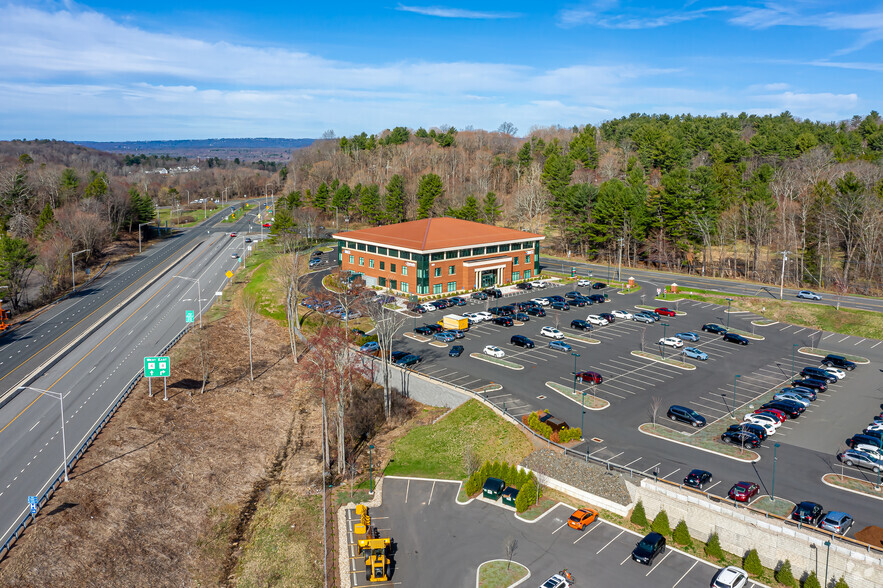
top-left (225, 270), bottom-right (233, 279)
top-left (28, 496), bottom-right (38, 514)
top-left (185, 310), bottom-right (195, 323)
top-left (144, 356), bottom-right (170, 378)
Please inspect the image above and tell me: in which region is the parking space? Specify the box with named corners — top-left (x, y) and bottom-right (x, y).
top-left (348, 477), bottom-right (766, 588)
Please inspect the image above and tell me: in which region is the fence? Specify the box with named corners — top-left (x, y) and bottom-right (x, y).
top-left (0, 325), bottom-right (190, 562)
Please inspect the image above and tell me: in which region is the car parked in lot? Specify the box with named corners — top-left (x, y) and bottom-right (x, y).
top-left (308, 257), bottom-right (321, 267)
top-left (791, 501), bottom-right (824, 525)
top-left (569, 297), bottom-right (590, 307)
top-left (515, 312), bottom-right (530, 322)
top-left (549, 340), bottom-right (572, 352)
top-left (801, 366), bottom-right (838, 383)
top-left (549, 301), bottom-right (570, 311)
top-left (863, 429), bottom-right (883, 443)
top-left (483, 345), bottom-right (505, 358)
top-left (448, 296), bottom-right (467, 306)
top-left (838, 449), bottom-right (883, 473)
top-left (865, 422), bottom-right (883, 432)
top-left (655, 307), bottom-right (677, 317)
top-left (515, 282), bottom-right (532, 290)
top-left (395, 354), bottom-right (421, 367)
top-left (631, 532), bottom-right (666, 565)
top-left (845, 434), bottom-right (883, 450)
top-left (740, 419), bottom-right (776, 436)
top-left (483, 288), bottom-right (503, 298)
top-left (722, 332), bottom-right (749, 345)
top-left (530, 280), bottom-right (547, 289)
top-left (633, 312), bottom-right (654, 324)
top-left (538, 573), bottom-right (573, 588)
top-left (682, 347), bottom-right (708, 360)
top-left (780, 386), bottom-right (817, 401)
top-left (470, 291), bottom-right (488, 300)
top-left (564, 291), bottom-right (582, 299)
top-left (434, 332), bottom-right (456, 342)
top-left (567, 507), bottom-right (598, 530)
top-left (667, 405), bottom-right (706, 427)
top-left (492, 316), bottom-right (514, 326)
top-left (791, 378), bottom-right (827, 392)
top-left (575, 371), bottom-right (603, 384)
top-left (541, 326), bottom-right (565, 339)
top-left (570, 319), bottom-right (593, 331)
top-left (449, 345), bottom-right (464, 357)
top-left (586, 314), bottom-right (608, 325)
top-left (599, 312), bottom-right (616, 323)
top-left (821, 354), bottom-right (856, 370)
top-left (675, 331), bottom-right (699, 342)
top-left (797, 290), bottom-right (822, 300)
top-left (359, 341), bottom-right (380, 354)
top-left (773, 391), bottom-right (811, 407)
top-left (752, 408), bottom-right (786, 423)
top-left (702, 323), bottom-right (727, 334)
top-left (761, 400), bottom-right (804, 418)
top-left (683, 469), bottom-right (712, 489)
top-left (424, 323), bottom-right (443, 333)
top-left (510, 335), bottom-right (535, 348)
top-left (612, 309), bottom-right (633, 320)
top-left (592, 282), bottom-right (607, 289)
top-left (727, 482), bottom-right (759, 503)
top-left (720, 430), bottom-right (760, 448)
top-left (727, 423), bottom-right (767, 442)
top-left (577, 279), bottom-right (591, 287)
top-left (822, 367), bottom-right (846, 380)
top-left (819, 511), bottom-right (854, 535)
top-left (587, 294), bottom-right (606, 303)
top-left (526, 306), bottom-right (546, 317)
top-left (658, 336), bottom-right (683, 348)
top-left (414, 325), bottom-right (433, 335)
top-left (711, 566), bottom-right (748, 588)
top-left (744, 413), bottom-right (781, 428)
top-left (531, 297), bottom-right (550, 306)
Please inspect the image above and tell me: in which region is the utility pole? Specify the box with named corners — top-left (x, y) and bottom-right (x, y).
top-left (617, 237), bottom-right (624, 282)
top-left (779, 250), bottom-right (791, 299)
top-left (71, 249), bottom-right (90, 292)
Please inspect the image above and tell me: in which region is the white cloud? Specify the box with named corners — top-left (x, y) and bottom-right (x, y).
top-left (558, 2), bottom-right (728, 29)
top-left (395, 4), bottom-right (520, 19)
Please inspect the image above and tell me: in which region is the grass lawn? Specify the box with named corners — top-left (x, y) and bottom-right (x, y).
top-left (384, 400), bottom-right (533, 480)
top-left (640, 423), bottom-right (760, 461)
top-left (157, 206), bottom-right (220, 227)
top-left (751, 496), bottom-right (795, 517)
top-left (477, 560), bottom-right (528, 588)
top-left (823, 473), bottom-right (883, 497)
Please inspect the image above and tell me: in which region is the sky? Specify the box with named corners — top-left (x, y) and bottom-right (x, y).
top-left (0, 0), bottom-right (880, 140)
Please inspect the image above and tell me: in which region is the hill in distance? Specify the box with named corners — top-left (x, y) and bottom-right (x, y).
top-left (74, 138), bottom-right (315, 162)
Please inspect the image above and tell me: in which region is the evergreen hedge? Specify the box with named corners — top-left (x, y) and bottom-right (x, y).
top-left (672, 520), bottom-right (692, 547)
top-left (704, 533), bottom-right (723, 560)
top-left (743, 549), bottom-right (763, 576)
top-left (630, 501), bottom-right (648, 527)
top-left (651, 509), bottom-right (671, 537)
top-left (775, 560), bottom-right (796, 587)
top-left (802, 571), bottom-right (821, 588)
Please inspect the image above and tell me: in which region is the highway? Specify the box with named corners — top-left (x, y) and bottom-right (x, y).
top-left (540, 258), bottom-right (883, 313)
top-left (0, 205), bottom-right (262, 554)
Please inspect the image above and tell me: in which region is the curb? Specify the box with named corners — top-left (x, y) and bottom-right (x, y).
top-left (797, 348), bottom-right (870, 364)
top-left (475, 559), bottom-right (531, 588)
top-left (544, 381), bottom-right (609, 411)
top-left (637, 423), bottom-right (760, 463)
top-left (469, 353), bottom-right (524, 370)
top-left (821, 474), bottom-right (883, 503)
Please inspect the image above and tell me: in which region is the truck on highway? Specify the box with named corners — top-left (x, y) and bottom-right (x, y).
top-left (439, 314), bottom-right (469, 331)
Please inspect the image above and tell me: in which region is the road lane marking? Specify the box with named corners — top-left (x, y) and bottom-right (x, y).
top-left (405, 479), bottom-right (410, 503)
top-left (29, 421), bottom-right (39, 432)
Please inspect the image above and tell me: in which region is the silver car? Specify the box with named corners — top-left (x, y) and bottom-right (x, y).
top-left (818, 511), bottom-right (854, 535)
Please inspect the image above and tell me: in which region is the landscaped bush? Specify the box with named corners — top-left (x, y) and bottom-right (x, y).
top-left (775, 560), bottom-right (796, 587)
top-left (743, 549), bottom-right (763, 576)
top-left (834, 577), bottom-right (849, 588)
top-left (464, 471), bottom-right (481, 496)
top-left (651, 509), bottom-right (670, 537)
top-left (704, 533), bottom-right (723, 559)
top-left (802, 572), bottom-right (821, 588)
top-left (630, 501), bottom-right (648, 527)
top-left (672, 520), bottom-right (692, 547)
top-left (558, 427), bottom-right (582, 443)
top-left (526, 410), bottom-right (553, 439)
top-left (465, 460), bottom-right (537, 498)
top-left (514, 478), bottom-right (540, 513)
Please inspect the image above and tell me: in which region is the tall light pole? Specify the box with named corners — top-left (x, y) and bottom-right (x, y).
top-left (779, 250), bottom-right (791, 299)
top-left (224, 186), bottom-right (229, 204)
top-left (772, 442), bottom-right (780, 502)
top-left (572, 352), bottom-right (583, 431)
top-left (17, 387), bottom-right (68, 482)
top-left (792, 343), bottom-right (798, 379)
top-left (823, 540), bottom-right (831, 587)
top-left (660, 322), bottom-right (669, 359)
top-left (616, 237), bottom-right (624, 282)
top-left (725, 298), bottom-right (733, 330)
top-left (732, 374), bottom-right (740, 417)
top-left (138, 222), bottom-right (152, 253)
top-left (70, 249), bottom-right (90, 292)
top-left (331, 205), bottom-right (339, 229)
top-left (185, 189), bottom-right (190, 204)
top-left (172, 275), bottom-right (203, 329)
top-left (368, 444), bottom-right (375, 495)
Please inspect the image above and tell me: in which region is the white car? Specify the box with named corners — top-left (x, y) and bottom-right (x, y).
top-left (540, 326), bottom-right (564, 339)
top-left (586, 314), bottom-right (608, 326)
top-left (463, 312), bottom-right (483, 323)
top-left (854, 445), bottom-right (883, 460)
top-left (743, 413), bottom-right (781, 429)
top-left (531, 297), bottom-right (550, 306)
top-left (577, 279), bottom-right (591, 287)
top-left (773, 391), bottom-right (811, 407)
top-left (741, 419), bottom-right (776, 436)
top-left (658, 337), bottom-right (684, 348)
top-left (420, 303), bottom-right (436, 312)
top-left (474, 311), bottom-right (493, 321)
top-left (611, 309), bottom-right (633, 320)
top-left (483, 345), bottom-right (505, 358)
top-left (865, 423), bottom-right (883, 432)
top-left (531, 281), bottom-right (547, 289)
top-left (711, 565), bottom-right (748, 588)
top-left (823, 367), bottom-right (846, 380)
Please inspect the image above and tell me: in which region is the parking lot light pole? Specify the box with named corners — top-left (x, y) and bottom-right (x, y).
top-left (368, 444), bottom-right (375, 495)
top-left (18, 387), bottom-right (68, 482)
top-left (660, 322), bottom-right (669, 359)
top-left (772, 442), bottom-right (781, 502)
top-left (792, 343), bottom-right (798, 379)
top-left (725, 298), bottom-right (733, 330)
top-left (823, 540), bottom-right (831, 587)
top-left (732, 374), bottom-right (740, 417)
top-left (572, 352), bottom-right (582, 431)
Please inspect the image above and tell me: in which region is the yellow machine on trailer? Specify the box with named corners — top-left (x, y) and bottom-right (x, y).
top-left (354, 505), bottom-right (391, 582)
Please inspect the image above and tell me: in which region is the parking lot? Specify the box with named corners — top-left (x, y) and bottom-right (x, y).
top-left (383, 283), bottom-right (883, 536)
top-left (345, 477), bottom-right (769, 588)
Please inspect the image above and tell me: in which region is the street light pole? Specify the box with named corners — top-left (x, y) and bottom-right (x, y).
top-left (17, 387), bottom-right (68, 482)
top-left (772, 442), bottom-right (780, 502)
top-left (779, 250), bottom-right (791, 299)
top-left (823, 540), bottom-right (831, 587)
top-left (732, 374), bottom-right (740, 417)
top-left (725, 298), bottom-right (733, 330)
top-left (660, 322), bottom-right (669, 359)
top-left (172, 275), bottom-right (203, 329)
top-left (70, 249), bottom-right (90, 292)
top-left (616, 237), bottom-right (624, 282)
top-left (368, 444), bottom-right (375, 494)
top-left (572, 352), bottom-right (582, 431)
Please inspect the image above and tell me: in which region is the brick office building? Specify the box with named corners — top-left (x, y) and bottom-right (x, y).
top-left (333, 218), bottom-right (544, 297)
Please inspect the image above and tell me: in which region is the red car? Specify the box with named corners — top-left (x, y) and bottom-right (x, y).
top-left (655, 307), bottom-right (677, 317)
top-left (575, 371), bottom-right (603, 384)
top-left (230, 232), bottom-right (237, 237)
top-left (728, 481), bottom-right (759, 502)
top-left (263, 223), bottom-right (271, 228)
top-left (753, 408), bottom-right (786, 423)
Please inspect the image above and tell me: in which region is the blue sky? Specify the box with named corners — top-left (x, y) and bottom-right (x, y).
top-left (0, 0), bottom-right (880, 140)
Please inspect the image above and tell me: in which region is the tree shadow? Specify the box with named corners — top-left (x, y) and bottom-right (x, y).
top-left (73, 434), bottom-right (167, 479)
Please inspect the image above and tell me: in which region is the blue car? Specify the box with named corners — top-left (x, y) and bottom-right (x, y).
top-left (449, 345), bottom-right (464, 357)
top-left (549, 340), bottom-right (572, 352)
top-left (359, 341), bottom-right (380, 354)
top-left (447, 297), bottom-right (467, 306)
top-left (434, 332), bottom-right (456, 342)
top-left (676, 332), bottom-right (699, 342)
top-left (682, 347), bottom-right (708, 360)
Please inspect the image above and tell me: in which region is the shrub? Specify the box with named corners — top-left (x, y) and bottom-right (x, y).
top-left (464, 472), bottom-right (481, 496)
top-left (672, 520), bottom-right (692, 547)
top-left (802, 571), bottom-right (821, 588)
top-left (630, 501), bottom-right (648, 527)
top-left (704, 533), bottom-right (723, 560)
top-left (834, 578), bottom-right (849, 588)
top-left (651, 509), bottom-right (670, 537)
top-left (743, 549), bottom-right (763, 576)
top-left (550, 430), bottom-right (560, 443)
top-left (490, 460), bottom-right (502, 480)
top-left (775, 560), bottom-right (796, 587)
top-left (515, 479), bottom-right (535, 513)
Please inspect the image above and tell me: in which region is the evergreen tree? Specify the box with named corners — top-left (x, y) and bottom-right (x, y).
top-left (569, 125), bottom-right (599, 168)
top-left (384, 175), bottom-right (406, 224)
top-left (672, 520), bottom-right (692, 547)
top-left (84, 170), bottom-right (109, 199)
top-left (742, 549), bottom-right (763, 576)
top-left (416, 173), bottom-right (444, 219)
top-left (650, 509), bottom-right (670, 537)
top-left (34, 202), bottom-right (55, 239)
top-left (331, 184), bottom-right (352, 215)
top-left (833, 576), bottom-right (849, 588)
top-left (483, 192), bottom-right (502, 224)
top-left (774, 560), bottom-right (796, 587)
top-left (704, 533), bottom-right (723, 559)
top-left (630, 501), bottom-right (648, 527)
top-left (517, 142), bottom-right (532, 170)
top-left (312, 182), bottom-right (330, 212)
top-left (59, 168), bottom-right (80, 199)
top-left (448, 195), bottom-right (482, 222)
top-left (284, 190), bottom-right (303, 210)
top-left (802, 571), bottom-right (821, 588)
top-left (271, 207), bottom-right (295, 236)
top-left (0, 235), bottom-right (37, 311)
top-left (358, 184), bottom-right (382, 224)
top-left (541, 151), bottom-right (576, 224)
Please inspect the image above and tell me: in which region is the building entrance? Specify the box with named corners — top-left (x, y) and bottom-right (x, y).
top-left (480, 270), bottom-right (497, 288)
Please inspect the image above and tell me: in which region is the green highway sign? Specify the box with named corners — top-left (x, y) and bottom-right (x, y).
top-left (144, 356), bottom-right (170, 378)
top-left (185, 310), bottom-right (195, 323)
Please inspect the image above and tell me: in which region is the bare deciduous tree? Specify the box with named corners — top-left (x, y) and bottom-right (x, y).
top-left (504, 537), bottom-right (518, 569)
top-left (648, 395), bottom-right (662, 425)
top-left (366, 302), bottom-right (407, 419)
top-left (238, 291), bottom-right (259, 381)
top-left (273, 251), bottom-right (304, 363)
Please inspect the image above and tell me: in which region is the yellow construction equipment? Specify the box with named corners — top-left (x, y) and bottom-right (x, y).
top-left (354, 505), bottom-right (391, 582)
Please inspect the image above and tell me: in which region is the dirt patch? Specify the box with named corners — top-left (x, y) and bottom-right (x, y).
top-left (855, 526), bottom-right (883, 549)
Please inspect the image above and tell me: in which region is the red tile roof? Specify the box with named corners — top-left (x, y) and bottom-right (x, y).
top-left (333, 218), bottom-right (544, 252)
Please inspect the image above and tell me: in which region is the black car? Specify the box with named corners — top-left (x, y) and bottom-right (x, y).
top-left (846, 434), bottom-right (883, 450)
top-left (761, 400), bottom-right (803, 418)
top-left (791, 501), bottom-right (824, 525)
top-left (631, 532), bottom-right (666, 565)
top-left (549, 301), bottom-right (570, 311)
top-left (592, 282), bottom-right (607, 289)
top-left (515, 312), bottom-right (530, 322)
top-left (510, 335), bottom-right (535, 348)
top-left (431, 300), bottom-right (448, 310)
top-left (569, 297), bottom-right (589, 307)
top-left (515, 282), bottom-right (533, 290)
top-left (722, 332), bottom-right (749, 345)
top-left (728, 423), bottom-right (767, 442)
top-left (526, 306), bottom-right (546, 317)
top-left (546, 295), bottom-right (566, 303)
top-left (822, 354), bottom-right (856, 371)
top-left (791, 378), bottom-right (827, 392)
top-left (720, 430), bottom-right (760, 448)
top-left (449, 345), bottom-right (464, 357)
top-left (492, 316), bottom-right (513, 326)
top-left (667, 405), bottom-right (706, 427)
top-left (471, 292), bottom-right (488, 300)
top-left (683, 469), bottom-right (713, 489)
top-left (599, 312), bottom-right (616, 323)
top-left (395, 353), bottom-right (421, 367)
top-left (570, 319), bottom-right (593, 331)
top-left (800, 366), bottom-right (838, 383)
top-left (414, 325), bottom-right (433, 335)
top-left (588, 294), bottom-right (605, 304)
top-left (390, 350), bottom-right (409, 362)
top-left (488, 307), bottom-right (509, 316)
top-left (409, 304), bottom-right (426, 314)
top-left (482, 288), bottom-right (503, 298)
top-left (702, 323), bottom-right (727, 334)
top-left (516, 302), bottom-right (534, 311)
top-left (564, 291), bottom-right (582, 299)
top-left (424, 323), bottom-right (444, 333)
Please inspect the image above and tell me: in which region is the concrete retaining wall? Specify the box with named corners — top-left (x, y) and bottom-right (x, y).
top-left (357, 354), bottom-right (470, 409)
top-left (519, 466), bottom-right (633, 517)
top-left (629, 479), bottom-right (883, 587)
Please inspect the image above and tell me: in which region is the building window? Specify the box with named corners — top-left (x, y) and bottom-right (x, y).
top-left (524, 269), bottom-right (531, 279)
top-left (390, 279), bottom-right (397, 290)
top-left (472, 247), bottom-right (484, 256)
top-left (378, 247), bottom-right (387, 255)
top-left (418, 284), bottom-right (428, 294)
top-left (349, 255), bottom-right (354, 264)
top-left (433, 283), bottom-right (443, 294)
top-left (400, 251), bottom-right (411, 260)
top-left (486, 245), bottom-right (498, 254)
top-left (379, 277), bottom-right (386, 287)
top-left (367, 245), bottom-right (376, 253)
top-left (449, 265), bottom-right (455, 275)
top-left (380, 261), bottom-right (385, 270)
top-left (357, 243), bottom-right (366, 251)
top-left (512, 271), bottom-right (520, 281)
top-left (359, 257), bottom-right (364, 266)
top-left (434, 267), bottom-right (441, 277)
top-left (499, 244), bottom-right (510, 252)
top-left (525, 253), bottom-right (531, 264)
top-left (369, 259), bottom-right (374, 269)
top-left (431, 252), bottom-right (444, 261)
top-left (513, 256), bottom-right (519, 265)
top-left (400, 282), bottom-right (409, 293)
top-left (447, 281), bottom-right (457, 292)
top-left (459, 248), bottom-right (471, 258)
top-left (347, 241), bottom-right (356, 248)
top-left (446, 251), bottom-right (457, 259)
top-left (391, 263), bottom-right (396, 273)
top-left (401, 266), bottom-right (408, 276)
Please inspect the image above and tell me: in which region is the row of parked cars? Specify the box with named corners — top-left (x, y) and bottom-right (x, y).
top-left (299, 297), bottom-right (363, 320)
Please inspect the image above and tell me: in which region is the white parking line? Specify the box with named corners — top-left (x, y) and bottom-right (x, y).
top-left (854, 339), bottom-right (865, 346)
top-left (662, 468), bottom-right (681, 480)
top-left (837, 336), bottom-right (849, 343)
top-left (620, 554), bottom-right (632, 566)
top-left (672, 560), bottom-right (698, 587)
top-left (792, 328), bottom-right (806, 334)
top-left (642, 463), bottom-right (661, 474)
top-left (552, 522), bottom-right (569, 534)
top-left (589, 446), bottom-right (607, 456)
top-left (621, 457), bottom-right (642, 468)
top-left (647, 551), bottom-right (671, 575)
top-left (873, 341), bottom-right (882, 349)
top-left (573, 524), bottom-right (601, 543)
top-left (597, 530), bottom-right (624, 554)
top-left (822, 333), bottom-right (834, 340)
top-left (428, 481), bottom-right (435, 505)
top-left (405, 479), bottom-right (410, 503)
top-left (704, 481), bottom-right (722, 492)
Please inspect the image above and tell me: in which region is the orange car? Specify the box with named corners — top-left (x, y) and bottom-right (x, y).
top-left (567, 507), bottom-right (598, 530)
